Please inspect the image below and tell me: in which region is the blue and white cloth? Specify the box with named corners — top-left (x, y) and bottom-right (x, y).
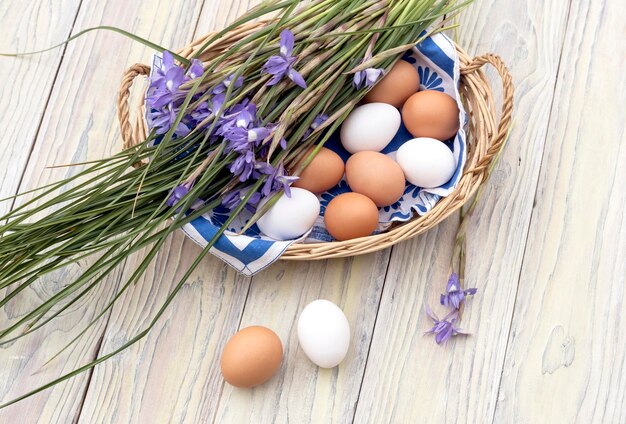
top-left (147, 32), bottom-right (468, 275)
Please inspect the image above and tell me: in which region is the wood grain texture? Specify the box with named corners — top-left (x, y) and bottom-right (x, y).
top-left (0, 0), bottom-right (81, 213)
top-left (77, 236), bottom-right (250, 423)
top-left (493, 0), bottom-right (626, 422)
top-left (0, 0), bottom-right (205, 420)
top-left (213, 251), bottom-right (391, 423)
top-left (353, 0), bottom-right (574, 422)
top-left (0, 1), bottom-right (90, 422)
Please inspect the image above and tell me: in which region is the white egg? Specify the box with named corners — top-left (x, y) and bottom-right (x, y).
top-left (340, 103), bottom-right (401, 153)
top-left (396, 137), bottom-right (456, 188)
top-left (257, 188), bottom-right (320, 241)
top-left (297, 299), bottom-right (350, 368)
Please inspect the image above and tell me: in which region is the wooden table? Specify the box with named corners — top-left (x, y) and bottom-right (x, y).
top-left (0, 0), bottom-right (624, 422)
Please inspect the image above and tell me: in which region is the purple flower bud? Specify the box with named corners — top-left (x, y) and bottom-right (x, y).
top-left (440, 273), bottom-right (477, 310)
top-left (303, 114), bottom-right (328, 138)
top-left (166, 183), bottom-right (191, 207)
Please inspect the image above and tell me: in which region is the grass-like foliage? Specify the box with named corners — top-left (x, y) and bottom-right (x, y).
top-left (0, 0), bottom-right (470, 407)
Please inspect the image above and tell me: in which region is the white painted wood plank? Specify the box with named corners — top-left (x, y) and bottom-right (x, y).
top-left (0, 0), bottom-right (205, 420)
top-left (0, 1), bottom-right (86, 422)
top-left (213, 251), bottom-right (391, 423)
top-left (494, 0), bottom-right (626, 421)
top-left (353, 0), bottom-right (573, 422)
top-left (77, 237), bottom-right (250, 423)
top-left (0, 0), bottom-right (81, 213)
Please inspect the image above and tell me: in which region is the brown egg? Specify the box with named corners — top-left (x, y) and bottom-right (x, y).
top-left (345, 151), bottom-right (406, 207)
top-left (220, 326), bottom-right (283, 388)
top-left (324, 192), bottom-right (379, 241)
top-left (402, 90), bottom-right (460, 140)
top-left (364, 60), bottom-right (420, 108)
top-left (292, 147), bottom-right (345, 193)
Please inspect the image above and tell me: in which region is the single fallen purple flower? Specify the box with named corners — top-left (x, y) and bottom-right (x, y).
top-left (213, 74), bottom-right (244, 94)
top-left (424, 306), bottom-right (469, 345)
top-left (440, 273), bottom-right (478, 310)
top-left (353, 67), bottom-right (384, 89)
top-left (262, 29), bottom-right (307, 89)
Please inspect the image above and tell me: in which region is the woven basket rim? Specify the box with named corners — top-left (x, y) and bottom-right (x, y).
top-left (117, 28), bottom-right (514, 261)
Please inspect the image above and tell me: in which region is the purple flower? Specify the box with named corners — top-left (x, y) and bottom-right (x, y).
top-left (146, 52), bottom-right (206, 135)
top-left (229, 150), bottom-right (256, 181)
top-left (262, 29), bottom-right (307, 89)
top-left (424, 306), bottom-right (469, 345)
top-left (217, 99), bottom-right (257, 135)
top-left (222, 186), bottom-right (262, 212)
top-left (147, 52), bottom-right (205, 109)
top-left (147, 104), bottom-right (191, 136)
top-left (213, 74), bottom-right (244, 94)
top-left (258, 162), bottom-right (299, 197)
top-left (191, 101), bottom-right (211, 123)
top-left (188, 59), bottom-right (204, 79)
top-left (353, 67), bottom-right (384, 89)
top-left (440, 273), bottom-right (478, 310)
top-left (166, 182), bottom-right (192, 207)
top-left (224, 126), bottom-right (272, 153)
top-left (303, 113), bottom-right (328, 138)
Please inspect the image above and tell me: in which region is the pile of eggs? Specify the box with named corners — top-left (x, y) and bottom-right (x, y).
top-left (220, 299), bottom-right (350, 388)
top-left (257, 60), bottom-right (461, 242)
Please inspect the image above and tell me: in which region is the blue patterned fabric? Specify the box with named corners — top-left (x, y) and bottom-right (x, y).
top-left (147, 32), bottom-right (467, 275)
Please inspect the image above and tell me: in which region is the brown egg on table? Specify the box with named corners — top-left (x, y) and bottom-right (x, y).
top-left (324, 192), bottom-right (379, 241)
top-left (364, 60), bottom-right (420, 108)
top-left (345, 151), bottom-right (405, 207)
top-left (220, 326), bottom-right (283, 388)
top-left (401, 90), bottom-right (460, 140)
top-left (292, 147), bottom-right (345, 193)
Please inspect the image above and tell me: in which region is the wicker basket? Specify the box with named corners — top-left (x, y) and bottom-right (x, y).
top-left (117, 23), bottom-right (514, 261)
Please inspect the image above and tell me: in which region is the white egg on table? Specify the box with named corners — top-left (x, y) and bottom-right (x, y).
top-left (396, 137), bottom-right (456, 189)
top-left (256, 187), bottom-right (320, 241)
top-left (297, 299), bottom-right (350, 368)
top-left (340, 103), bottom-right (401, 153)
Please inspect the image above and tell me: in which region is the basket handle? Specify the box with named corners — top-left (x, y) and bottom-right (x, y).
top-left (461, 54), bottom-right (514, 174)
top-left (117, 63), bottom-right (151, 153)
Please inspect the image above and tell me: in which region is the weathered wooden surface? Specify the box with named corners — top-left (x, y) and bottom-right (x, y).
top-left (354, 0), bottom-right (575, 422)
top-left (493, 0), bottom-right (626, 421)
top-left (0, 0), bottom-right (624, 422)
